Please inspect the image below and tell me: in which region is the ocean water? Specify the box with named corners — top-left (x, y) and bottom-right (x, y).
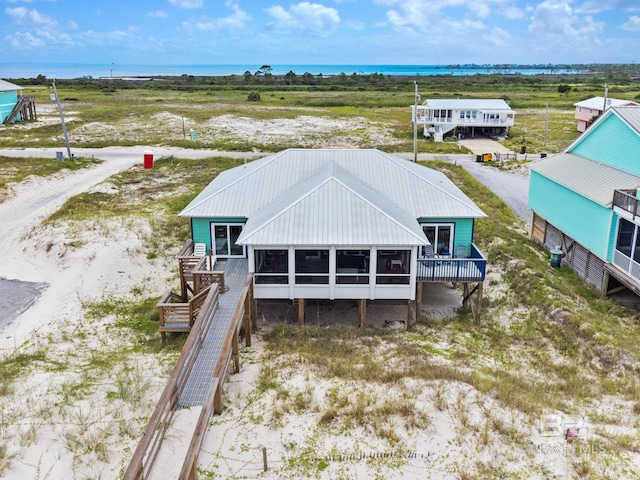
top-left (0, 62), bottom-right (580, 80)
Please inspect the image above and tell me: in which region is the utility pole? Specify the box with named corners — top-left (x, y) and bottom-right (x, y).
top-left (413, 81), bottom-right (420, 163)
top-left (543, 102), bottom-right (548, 151)
top-left (51, 80), bottom-right (72, 160)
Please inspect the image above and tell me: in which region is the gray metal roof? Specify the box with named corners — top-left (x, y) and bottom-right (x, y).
top-left (0, 79), bottom-right (22, 92)
top-left (614, 106), bottom-right (640, 136)
top-left (529, 152), bottom-right (640, 206)
top-left (181, 149), bottom-right (486, 219)
top-left (238, 163), bottom-right (428, 246)
top-left (421, 99), bottom-right (513, 111)
top-left (573, 96), bottom-right (637, 110)
top-left (181, 149), bottom-right (486, 246)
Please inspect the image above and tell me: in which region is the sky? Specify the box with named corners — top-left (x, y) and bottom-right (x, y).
top-left (1, 0), bottom-right (640, 67)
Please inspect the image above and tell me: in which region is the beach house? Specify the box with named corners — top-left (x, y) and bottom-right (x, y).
top-left (528, 106), bottom-right (640, 295)
top-left (0, 79), bottom-right (36, 125)
top-left (179, 149), bottom-right (487, 323)
top-left (413, 99), bottom-right (515, 142)
top-left (574, 96), bottom-right (638, 132)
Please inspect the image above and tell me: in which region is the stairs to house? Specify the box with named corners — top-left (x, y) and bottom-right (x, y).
top-left (3, 95), bottom-right (36, 124)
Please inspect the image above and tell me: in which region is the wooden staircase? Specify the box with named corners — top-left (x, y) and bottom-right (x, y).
top-left (3, 95), bottom-right (37, 124)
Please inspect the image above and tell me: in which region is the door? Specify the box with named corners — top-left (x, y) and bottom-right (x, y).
top-left (212, 224), bottom-right (246, 257)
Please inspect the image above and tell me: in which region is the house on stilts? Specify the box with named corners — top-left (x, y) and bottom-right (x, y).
top-left (178, 148), bottom-right (488, 325)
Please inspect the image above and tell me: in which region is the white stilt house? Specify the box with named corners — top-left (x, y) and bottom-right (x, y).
top-left (414, 99), bottom-right (515, 142)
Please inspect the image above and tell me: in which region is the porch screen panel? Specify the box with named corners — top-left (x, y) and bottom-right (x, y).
top-left (615, 218), bottom-right (634, 258)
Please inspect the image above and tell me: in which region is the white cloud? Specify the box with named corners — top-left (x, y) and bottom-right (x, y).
top-left (265, 2), bottom-right (340, 36)
top-left (527, 0), bottom-right (604, 40)
top-left (168, 0), bottom-right (203, 9)
top-left (5, 6), bottom-right (58, 30)
top-left (621, 15), bottom-right (640, 31)
top-left (185, 2), bottom-right (250, 31)
top-left (148, 10), bottom-right (169, 18)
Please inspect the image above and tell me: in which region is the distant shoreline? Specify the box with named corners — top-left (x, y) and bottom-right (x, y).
top-left (3, 62), bottom-right (639, 80)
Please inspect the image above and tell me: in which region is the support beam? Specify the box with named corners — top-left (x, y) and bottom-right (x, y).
top-left (475, 281), bottom-right (483, 324)
top-left (359, 299), bottom-right (366, 328)
top-left (407, 299), bottom-right (414, 330)
top-left (298, 298), bottom-right (305, 326)
top-left (416, 281), bottom-right (423, 323)
top-left (243, 294), bottom-right (252, 347)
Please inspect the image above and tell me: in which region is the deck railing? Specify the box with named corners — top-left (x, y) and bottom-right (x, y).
top-left (613, 189), bottom-right (640, 217)
top-left (417, 243), bottom-right (487, 282)
top-left (123, 284), bottom-right (220, 480)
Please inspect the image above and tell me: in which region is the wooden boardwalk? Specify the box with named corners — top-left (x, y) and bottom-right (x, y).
top-left (179, 259), bottom-right (249, 408)
top-left (124, 257), bottom-right (253, 480)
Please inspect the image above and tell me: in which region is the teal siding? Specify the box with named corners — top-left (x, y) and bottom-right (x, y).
top-left (417, 217), bottom-right (475, 247)
top-left (572, 114), bottom-right (640, 175)
top-left (529, 172), bottom-right (613, 258)
top-left (0, 90), bottom-right (18, 123)
top-left (190, 217), bottom-right (247, 250)
top-left (607, 212), bottom-right (620, 262)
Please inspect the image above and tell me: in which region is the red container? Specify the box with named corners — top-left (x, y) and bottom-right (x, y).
top-left (143, 151), bottom-right (154, 169)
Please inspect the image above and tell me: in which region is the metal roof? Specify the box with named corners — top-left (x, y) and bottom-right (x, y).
top-left (614, 106), bottom-right (640, 136)
top-left (181, 149), bottom-right (486, 219)
top-left (573, 96), bottom-right (637, 110)
top-left (0, 79), bottom-right (22, 92)
top-left (238, 163), bottom-right (428, 246)
top-left (180, 149), bottom-right (486, 247)
top-left (421, 99), bottom-right (513, 111)
top-left (529, 152), bottom-right (640, 207)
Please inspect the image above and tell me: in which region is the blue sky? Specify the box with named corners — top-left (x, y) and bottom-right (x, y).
top-left (1, 0), bottom-right (639, 66)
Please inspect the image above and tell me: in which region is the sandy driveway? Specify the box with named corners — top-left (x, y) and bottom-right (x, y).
top-left (0, 147), bottom-right (264, 350)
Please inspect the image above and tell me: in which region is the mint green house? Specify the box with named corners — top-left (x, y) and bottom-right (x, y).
top-left (529, 106), bottom-right (640, 294)
top-left (180, 149), bottom-right (487, 321)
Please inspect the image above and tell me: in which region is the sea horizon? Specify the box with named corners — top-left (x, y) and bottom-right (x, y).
top-left (0, 62), bottom-right (593, 80)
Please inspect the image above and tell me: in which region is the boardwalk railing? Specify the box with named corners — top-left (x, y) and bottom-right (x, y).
top-left (178, 275), bottom-right (254, 480)
top-left (123, 283), bottom-right (220, 480)
top-left (157, 285), bottom-right (213, 344)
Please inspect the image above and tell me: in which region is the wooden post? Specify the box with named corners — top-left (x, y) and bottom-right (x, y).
top-left (407, 299), bottom-right (414, 329)
top-left (462, 283), bottom-right (469, 310)
top-left (359, 299), bottom-right (366, 328)
top-left (251, 288), bottom-right (258, 332)
top-left (232, 329), bottom-right (240, 373)
top-left (244, 286), bottom-right (252, 347)
top-left (262, 447), bottom-right (268, 472)
top-left (475, 282), bottom-right (483, 324)
top-left (298, 298), bottom-right (305, 326)
top-left (214, 382), bottom-right (223, 414)
top-left (416, 281), bottom-right (423, 323)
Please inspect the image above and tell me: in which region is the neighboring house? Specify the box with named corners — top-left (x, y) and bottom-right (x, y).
top-left (414, 99), bottom-right (515, 142)
top-left (574, 96), bottom-right (638, 132)
top-left (528, 106), bottom-right (640, 295)
top-left (0, 79), bottom-right (36, 124)
top-left (180, 149), bottom-right (487, 322)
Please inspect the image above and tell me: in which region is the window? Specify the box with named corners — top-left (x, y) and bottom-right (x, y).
top-left (421, 223), bottom-right (454, 256)
top-left (295, 249), bottom-right (329, 284)
top-left (376, 250), bottom-right (410, 284)
top-left (212, 224), bottom-right (245, 257)
top-left (254, 249), bottom-right (288, 284)
top-left (616, 219), bottom-right (634, 257)
top-left (336, 249), bottom-right (370, 284)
